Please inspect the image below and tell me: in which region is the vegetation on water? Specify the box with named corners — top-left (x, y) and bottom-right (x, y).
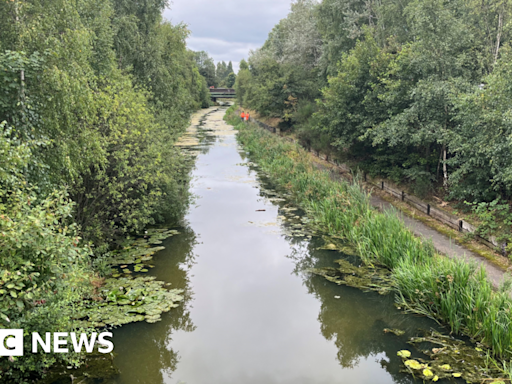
top-left (227, 109), bottom-right (512, 381)
top-left (234, 0), bottom-right (512, 248)
top-left (0, 0), bottom-right (212, 382)
top-left (397, 331), bottom-right (504, 383)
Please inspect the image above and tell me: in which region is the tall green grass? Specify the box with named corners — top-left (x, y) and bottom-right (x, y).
top-left (228, 111), bottom-right (512, 361)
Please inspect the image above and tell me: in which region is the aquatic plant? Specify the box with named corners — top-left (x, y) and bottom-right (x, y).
top-left (398, 331), bottom-right (504, 383)
top-left (75, 276), bottom-right (184, 328)
top-left (309, 258), bottom-right (394, 295)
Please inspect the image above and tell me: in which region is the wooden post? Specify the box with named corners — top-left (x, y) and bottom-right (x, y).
top-left (459, 220), bottom-right (463, 232)
top-left (401, 191), bottom-right (405, 201)
top-left (427, 204), bottom-right (430, 215)
top-left (381, 181), bottom-right (384, 190)
top-left (364, 173), bottom-right (367, 182)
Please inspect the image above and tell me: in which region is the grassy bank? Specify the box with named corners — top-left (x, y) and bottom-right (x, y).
top-left (226, 106), bottom-right (512, 368)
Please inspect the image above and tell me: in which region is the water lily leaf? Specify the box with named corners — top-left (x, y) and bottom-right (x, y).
top-left (404, 360), bottom-right (422, 370)
top-left (432, 375), bottom-right (439, 382)
top-left (440, 364), bottom-right (451, 370)
top-left (397, 350), bottom-right (411, 358)
top-left (423, 368), bottom-right (434, 377)
top-left (452, 373), bottom-right (462, 377)
top-left (475, 347), bottom-right (483, 352)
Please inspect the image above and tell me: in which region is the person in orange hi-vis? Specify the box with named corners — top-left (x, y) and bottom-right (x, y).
top-left (245, 112), bottom-right (250, 122)
top-left (240, 111), bottom-right (245, 122)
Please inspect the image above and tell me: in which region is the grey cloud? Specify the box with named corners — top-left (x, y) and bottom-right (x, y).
top-left (164, 0), bottom-right (293, 71)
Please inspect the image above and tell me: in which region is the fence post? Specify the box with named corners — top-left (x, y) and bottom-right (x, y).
top-left (364, 173), bottom-right (367, 182)
top-left (381, 181), bottom-right (384, 190)
top-left (458, 220), bottom-right (463, 232)
top-left (401, 191), bottom-right (405, 201)
top-left (427, 204), bottom-right (430, 216)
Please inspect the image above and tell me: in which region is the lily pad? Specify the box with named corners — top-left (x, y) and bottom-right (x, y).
top-left (404, 330), bottom-right (503, 383)
top-left (74, 276), bottom-right (184, 328)
top-left (404, 360), bottom-right (423, 370)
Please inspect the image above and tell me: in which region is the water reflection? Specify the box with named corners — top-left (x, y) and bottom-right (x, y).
top-left (111, 225), bottom-right (197, 383)
top-left (111, 108), bottom-right (451, 384)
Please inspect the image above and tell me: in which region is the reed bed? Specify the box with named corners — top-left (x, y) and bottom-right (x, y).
top-left (228, 112), bottom-right (512, 362)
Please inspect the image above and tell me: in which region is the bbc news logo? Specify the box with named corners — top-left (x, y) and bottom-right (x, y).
top-left (0, 329), bottom-right (114, 356)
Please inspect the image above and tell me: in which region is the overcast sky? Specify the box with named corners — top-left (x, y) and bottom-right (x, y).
top-left (163, 0), bottom-right (293, 72)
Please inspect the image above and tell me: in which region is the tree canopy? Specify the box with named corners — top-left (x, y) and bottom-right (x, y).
top-left (0, 0), bottom-right (212, 381)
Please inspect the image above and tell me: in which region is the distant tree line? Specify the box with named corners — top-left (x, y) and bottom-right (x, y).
top-left (194, 51), bottom-right (236, 88)
top-left (236, 0), bottom-right (512, 246)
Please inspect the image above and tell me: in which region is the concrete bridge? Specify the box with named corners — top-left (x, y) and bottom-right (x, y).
top-left (209, 88), bottom-right (236, 102)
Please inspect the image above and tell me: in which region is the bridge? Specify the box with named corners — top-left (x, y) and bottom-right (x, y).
top-left (209, 88), bottom-right (236, 102)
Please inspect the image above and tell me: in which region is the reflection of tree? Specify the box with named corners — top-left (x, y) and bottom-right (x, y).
top-left (285, 239), bottom-right (441, 384)
top-left (111, 224), bottom-right (198, 384)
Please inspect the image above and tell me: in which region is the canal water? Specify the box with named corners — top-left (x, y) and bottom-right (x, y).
top-left (111, 107), bottom-right (443, 384)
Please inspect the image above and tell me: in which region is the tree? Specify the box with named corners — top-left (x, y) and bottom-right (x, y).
top-left (226, 72), bottom-right (236, 88)
top-left (239, 59), bottom-right (249, 71)
top-left (193, 50), bottom-right (217, 87)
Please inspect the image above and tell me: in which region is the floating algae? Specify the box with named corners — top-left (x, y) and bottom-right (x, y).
top-left (75, 276), bottom-right (183, 328)
top-left (310, 258), bottom-right (394, 295)
top-left (396, 331), bottom-right (505, 383)
top-left (384, 328), bottom-right (405, 336)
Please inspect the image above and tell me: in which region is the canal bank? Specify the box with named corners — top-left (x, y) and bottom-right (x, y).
top-left (109, 107), bottom-right (464, 383)
top-left (227, 106), bottom-right (512, 383)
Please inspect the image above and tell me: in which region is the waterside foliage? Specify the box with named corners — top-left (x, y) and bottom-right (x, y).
top-left (0, 0), bottom-right (208, 381)
top-left (228, 110), bottom-right (512, 378)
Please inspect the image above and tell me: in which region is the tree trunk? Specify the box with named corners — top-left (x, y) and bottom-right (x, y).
top-left (443, 144), bottom-right (448, 189)
top-left (494, 10), bottom-right (503, 65)
top-left (437, 145), bottom-right (443, 179)
top-left (15, 1), bottom-right (25, 102)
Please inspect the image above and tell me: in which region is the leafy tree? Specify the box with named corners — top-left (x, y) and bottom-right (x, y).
top-left (0, 0), bottom-right (213, 380)
top-left (193, 50), bottom-right (217, 87)
top-left (226, 72), bottom-right (236, 88)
